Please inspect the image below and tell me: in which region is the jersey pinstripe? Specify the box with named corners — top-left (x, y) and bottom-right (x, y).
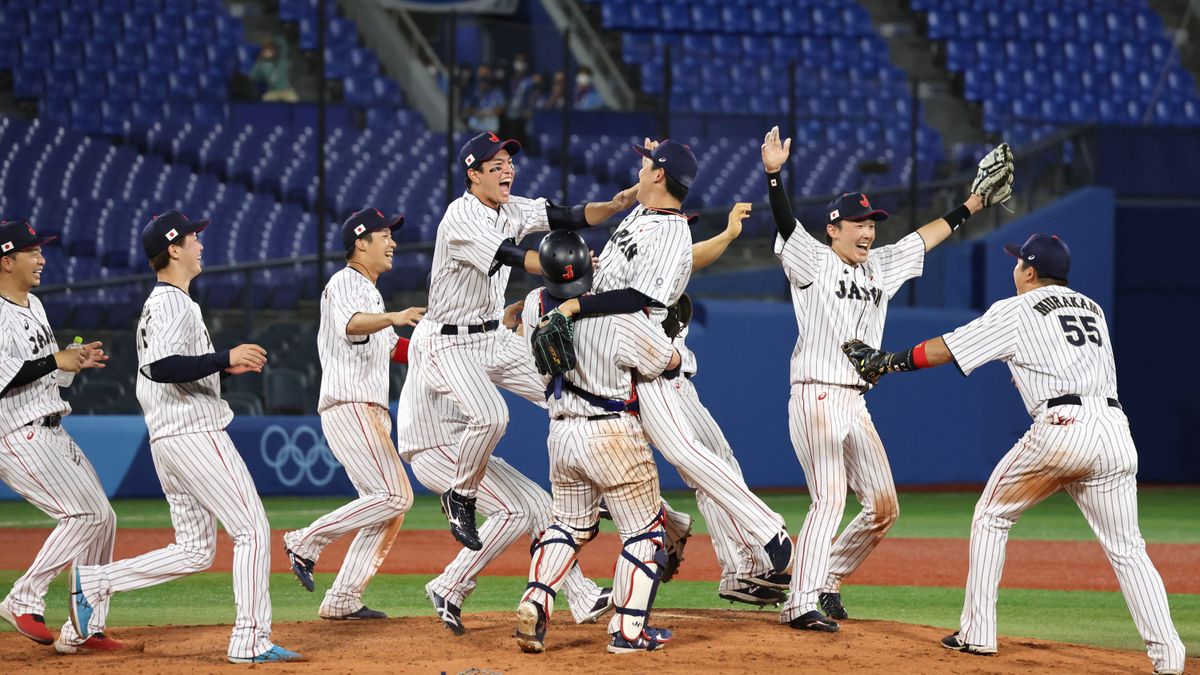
top-left (135, 284), bottom-right (233, 441)
top-left (942, 286), bottom-right (1118, 415)
top-left (0, 294), bottom-right (71, 436)
top-left (775, 228), bottom-right (925, 386)
top-left (675, 326), bottom-right (697, 376)
top-left (317, 267), bottom-right (399, 412)
top-left (593, 205), bottom-right (693, 319)
top-left (426, 191), bottom-right (549, 326)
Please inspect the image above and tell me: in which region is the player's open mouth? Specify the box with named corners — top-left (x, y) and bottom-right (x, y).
top-left (499, 179), bottom-right (511, 195)
top-left (856, 243), bottom-right (869, 252)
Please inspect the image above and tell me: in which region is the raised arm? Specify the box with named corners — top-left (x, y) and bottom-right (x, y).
top-left (762, 125), bottom-right (800, 241)
top-left (693, 202), bottom-right (750, 271)
top-left (916, 143), bottom-right (1015, 253)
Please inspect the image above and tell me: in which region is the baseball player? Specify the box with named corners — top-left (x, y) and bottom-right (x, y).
top-left (395, 130), bottom-right (637, 551)
top-left (761, 125), bottom-right (1013, 631)
top-left (283, 208), bottom-right (423, 620)
top-left (544, 139), bottom-right (794, 597)
top-left (518, 230), bottom-right (680, 654)
top-left (69, 211), bottom-right (302, 664)
top-left (0, 220), bottom-right (121, 654)
top-left (839, 233), bottom-right (1186, 675)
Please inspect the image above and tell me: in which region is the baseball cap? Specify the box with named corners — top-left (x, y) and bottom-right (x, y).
top-left (632, 140), bottom-right (698, 189)
top-left (0, 220), bottom-right (57, 255)
top-left (1004, 233), bottom-right (1071, 279)
top-left (141, 211), bottom-right (209, 259)
top-left (341, 207), bottom-right (404, 251)
top-left (826, 192), bottom-right (889, 224)
top-left (459, 131), bottom-right (521, 171)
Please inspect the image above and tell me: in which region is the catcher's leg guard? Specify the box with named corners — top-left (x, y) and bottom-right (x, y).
top-left (608, 519), bottom-right (668, 641)
top-left (522, 524), bottom-right (586, 615)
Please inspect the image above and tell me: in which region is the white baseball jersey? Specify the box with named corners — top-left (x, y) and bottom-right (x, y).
top-left (317, 267), bottom-right (400, 412)
top-left (675, 326), bottom-right (697, 376)
top-left (426, 191), bottom-right (549, 326)
top-left (521, 288), bottom-right (674, 418)
top-left (593, 205), bottom-right (693, 322)
top-left (136, 283), bottom-right (233, 440)
top-left (775, 228), bottom-right (925, 386)
top-left (0, 294), bottom-right (72, 437)
top-left (942, 285), bottom-right (1119, 415)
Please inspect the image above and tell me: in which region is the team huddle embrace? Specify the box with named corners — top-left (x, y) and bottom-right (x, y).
top-left (0, 125), bottom-right (1185, 672)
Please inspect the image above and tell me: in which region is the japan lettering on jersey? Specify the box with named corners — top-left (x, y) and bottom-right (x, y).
top-left (0, 294), bottom-right (71, 437)
top-left (136, 284), bottom-right (233, 440)
top-left (521, 288), bottom-right (674, 419)
top-left (942, 286), bottom-right (1119, 415)
top-left (775, 227), bottom-right (925, 387)
top-left (318, 267), bottom-right (399, 412)
top-left (593, 205), bottom-right (693, 322)
top-left (426, 191), bottom-right (549, 326)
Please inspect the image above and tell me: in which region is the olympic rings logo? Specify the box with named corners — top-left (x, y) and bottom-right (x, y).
top-left (259, 425), bottom-right (342, 487)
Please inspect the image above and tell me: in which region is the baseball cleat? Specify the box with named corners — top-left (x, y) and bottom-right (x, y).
top-left (763, 529), bottom-right (794, 575)
top-left (441, 489), bottom-right (483, 551)
top-left (285, 546), bottom-right (316, 592)
top-left (54, 633), bottom-right (127, 654)
top-left (940, 632), bottom-right (997, 655)
top-left (662, 519), bottom-right (692, 583)
top-left (228, 644), bottom-right (305, 663)
top-left (576, 587), bottom-right (614, 624)
top-left (607, 627), bottom-right (670, 654)
top-left (320, 606), bottom-right (387, 620)
top-left (719, 585), bottom-right (787, 607)
top-left (0, 605), bottom-right (54, 645)
top-left (738, 571), bottom-right (792, 591)
top-left (788, 610), bottom-right (839, 632)
top-left (1153, 670), bottom-right (1183, 675)
top-left (514, 600), bottom-right (547, 653)
top-left (68, 566), bottom-right (94, 640)
top-left (819, 592), bottom-right (849, 620)
top-left (428, 589), bottom-right (466, 636)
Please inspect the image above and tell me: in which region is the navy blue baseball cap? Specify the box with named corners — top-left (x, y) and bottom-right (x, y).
top-left (341, 207), bottom-right (404, 251)
top-left (0, 219), bottom-right (56, 256)
top-left (1004, 233), bottom-right (1070, 279)
top-left (632, 140), bottom-right (698, 189)
top-left (459, 131), bottom-right (521, 171)
top-left (142, 211), bottom-right (209, 259)
top-left (826, 192), bottom-right (889, 224)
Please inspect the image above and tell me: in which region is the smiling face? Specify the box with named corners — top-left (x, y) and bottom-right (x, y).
top-left (827, 218), bottom-right (876, 265)
top-left (0, 247), bottom-right (45, 290)
top-left (170, 233), bottom-right (204, 278)
top-left (352, 230), bottom-right (397, 275)
top-left (468, 149), bottom-right (516, 208)
top-left (636, 153), bottom-right (665, 204)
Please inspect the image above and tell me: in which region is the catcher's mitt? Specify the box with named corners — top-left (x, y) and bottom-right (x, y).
top-left (971, 142), bottom-right (1015, 208)
top-left (531, 309), bottom-right (576, 376)
top-left (840, 339), bottom-right (912, 386)
top-left (661, 292), bottom-right (694, 339)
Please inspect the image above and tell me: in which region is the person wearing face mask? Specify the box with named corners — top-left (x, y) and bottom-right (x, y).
top-left (249, 36), bottom-right (298, 103)
top-left (504, 54), bottom-right (539, 141)
top-left (573, 66), bottom-right (603, 111)
top-left (539, 71), bottom-right (566, 110)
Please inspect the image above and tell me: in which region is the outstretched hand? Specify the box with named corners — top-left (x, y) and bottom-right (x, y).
top-left (761, 125), bottom-right (792, 173)
top-left (726, 202), bottom-right (752, 240)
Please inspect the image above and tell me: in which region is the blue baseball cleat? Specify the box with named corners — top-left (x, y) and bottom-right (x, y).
top-left (68, 566), bottom-right (94, 640)
top-left (228, 644), bottom-right (305, 664)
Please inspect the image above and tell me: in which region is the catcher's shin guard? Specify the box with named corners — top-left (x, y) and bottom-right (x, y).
top-left (609, 518), bottom-right (667, 641)
top-left (522, 524), bottom-right (582, 614)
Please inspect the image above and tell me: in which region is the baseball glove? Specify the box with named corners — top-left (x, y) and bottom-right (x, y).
top-left (661, 292), bottom-right (693, 339)
top-left (531, 309), bottom-right (576, 376)
top-left (971, 142), bottom-right (1015, 208)
top-left (841, 339), bottom-right (912, 386)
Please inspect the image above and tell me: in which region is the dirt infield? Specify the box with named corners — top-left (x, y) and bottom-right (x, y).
top-left (1, 611), bottom-right (1195, 674)
top-left (1, 528), bottom-right (1197, 593)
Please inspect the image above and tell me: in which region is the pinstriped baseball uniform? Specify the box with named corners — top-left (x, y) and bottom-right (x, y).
top-left (0, 294), bottom-right (115, 647)
top-left (395, 191), bottom-right (549, 497)
top-left (776, 227), bottom-right (925, 623)
top-left (284, 267), bottom-right (413, 617)
top-left (74, 283), bottom-right (274, 660)
top-left (671, 328), bottom-right (773, 591)
top-left (942, 285), bottom-right (1185, 671)
top-left (401, 394), bottom-right (607, 622)
top-left (519, 288), bottom-right (672, 640)
top-left (594, 206), bottom-right (786, 551)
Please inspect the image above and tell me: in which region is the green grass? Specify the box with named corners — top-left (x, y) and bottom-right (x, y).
top-left (2, 488), bottom-right (1197, 543)
top-left (2, 572), bottom-right (1196, 656)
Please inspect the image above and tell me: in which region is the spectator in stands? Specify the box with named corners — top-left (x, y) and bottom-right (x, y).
top-left (573, 66), bottom-right (603, 111)
top-left (465, 64), bottom-right (505, 133)
top-left (504, 55), bottom-right (542, 142)
top-left (249, 36), bottom-right (299, 103)
top-left (538, 71), bottom-right (566, 110)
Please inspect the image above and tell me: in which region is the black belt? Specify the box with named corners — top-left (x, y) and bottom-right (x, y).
top-left (26, 414), bottom-right (63, 428)
top-left (440, 319), bottom-right (499, 335)
top-left (1046, 395), bottom-right (1121, 411)
top-left (554, 413), bottom-right (622, 422)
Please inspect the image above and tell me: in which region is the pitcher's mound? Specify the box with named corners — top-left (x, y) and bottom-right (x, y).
top-left (2, 610), bottom-right (1191, 673)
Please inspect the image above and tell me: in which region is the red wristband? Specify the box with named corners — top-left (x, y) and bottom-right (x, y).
top-left (912, 341), bottom-right (930, 369)
top-left (391, 336), bottom-right (410, 364)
